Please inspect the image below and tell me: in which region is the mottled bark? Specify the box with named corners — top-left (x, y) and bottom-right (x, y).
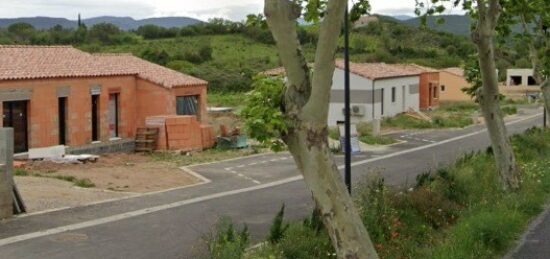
top-left (474, 0), bottom-right (521, 190)
top-left (265, 0), bottom-right (379, 258)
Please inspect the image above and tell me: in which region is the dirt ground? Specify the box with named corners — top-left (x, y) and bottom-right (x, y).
top-left (14, 153), bottom-right (204, 213)
top-left (22, 153), bottom-right (201, 193)
top-left (15, 176), bottom-right (131, 213)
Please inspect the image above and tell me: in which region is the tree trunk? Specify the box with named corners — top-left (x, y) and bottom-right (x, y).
top-left (284, 125), bottom-right (378, 259)
top-left (474, 0), bottom-right (521, 191)
top-left (264, 0), bottom-right (379, 258)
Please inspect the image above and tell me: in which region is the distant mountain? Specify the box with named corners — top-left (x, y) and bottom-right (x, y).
top-left (0, 17), bottom-right (75, 30)
top-left (400, 15), bottom-right (472, 36)
top-left (82, 16), bottom-right (203, 30)
top-left (392, 15), bottom-right (414, 21)
top-left (0, 16), bottom-right (203, 30)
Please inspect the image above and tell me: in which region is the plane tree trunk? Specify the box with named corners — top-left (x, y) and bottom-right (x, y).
top-left (264, 0), bottom-right (378, 258)
top-left (473, 0), bottom-right (521, 190)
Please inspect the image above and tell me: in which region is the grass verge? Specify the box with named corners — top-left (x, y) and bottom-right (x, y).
top-left (209, 127), bottom-right (550, 259)
top-left (15, 169), bottom-right (96, 188)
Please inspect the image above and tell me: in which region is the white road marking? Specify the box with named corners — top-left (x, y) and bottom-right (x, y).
top-left (224, 167), bottom-right (233, 171)
top-left (0, 113), bottom-right (541, 247)
top-left (248, 162), bottom-right (258, 166)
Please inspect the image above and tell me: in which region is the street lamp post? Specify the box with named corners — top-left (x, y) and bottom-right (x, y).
top-left (344, 5), bottom-right (352, 194)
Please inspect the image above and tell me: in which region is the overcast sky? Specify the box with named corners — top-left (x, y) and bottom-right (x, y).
top-left (0, 0), bottom-right (464, 21)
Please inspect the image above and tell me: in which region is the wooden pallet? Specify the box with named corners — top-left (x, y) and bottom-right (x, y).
top-left (135, 127), bottom-right (159, 152)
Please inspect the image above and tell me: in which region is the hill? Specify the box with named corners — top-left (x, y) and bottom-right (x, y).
top-left (0, 17), bottom-right (75, 30)
top-left (392, 15), bottom-right (414, 21)
top-left (0, 16), bottom-right (203, 30)
top-left (401, 15), bottom-right (472, 36)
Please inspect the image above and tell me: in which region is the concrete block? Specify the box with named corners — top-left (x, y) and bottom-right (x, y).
top-left (28, 145), bottom-right (66, 160)
top-left (0, 128), bottom-right (14, 218)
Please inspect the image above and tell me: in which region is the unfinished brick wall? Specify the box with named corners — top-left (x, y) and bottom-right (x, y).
top-left (419, 72), bottom-right (440, 110)
top-left (1, 76), bottom-right (209, 151)
top-left (0, 75), bottom-right (137, 148)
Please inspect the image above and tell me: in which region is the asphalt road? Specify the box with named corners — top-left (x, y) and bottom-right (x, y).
top-left (0, 109), bottom-right (545, 259)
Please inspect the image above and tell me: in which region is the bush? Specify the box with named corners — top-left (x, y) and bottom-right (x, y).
top-left (208, 218), bottom-right (249, 259)
top-left (268, 204), bottom-right (289, 244)
top-left (244, 128), bottom-right (550, 259)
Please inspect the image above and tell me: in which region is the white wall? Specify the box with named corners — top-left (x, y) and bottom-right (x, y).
top-left (375, 76), bottom-right (419, 119)
top-left (327, 68), bottom-right (419, 126)
top-left (506, 69), bottom-right (534, 86)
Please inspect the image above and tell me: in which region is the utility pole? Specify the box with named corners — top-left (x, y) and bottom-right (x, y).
top-left (544, 108), bottom-right (547, 128)
top-left (344, 4), bottom-right (352, 194)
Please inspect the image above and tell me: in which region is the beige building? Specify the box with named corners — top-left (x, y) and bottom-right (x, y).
top-left (438, 67), bottom-right (473, 102)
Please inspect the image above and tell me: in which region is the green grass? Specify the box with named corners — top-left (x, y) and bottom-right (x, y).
top-left (14, 168), bottom-right (29, 176)
top-left (238, 127), bottom-right (550, 259)
top-left (383, 113), bottom-right (474, 129)
top-left (359, 135), bottom-right (397, 145)
top-left (208, 93), bottom-right (246, 108)
top-left (15, 169), bottom-right (96, 188)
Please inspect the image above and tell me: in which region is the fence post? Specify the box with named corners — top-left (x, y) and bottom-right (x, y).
top-left (0, 128), bottom-right (14, 219)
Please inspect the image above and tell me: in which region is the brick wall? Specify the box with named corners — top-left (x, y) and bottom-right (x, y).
top-left (0, 76), bottom-right (208, 151)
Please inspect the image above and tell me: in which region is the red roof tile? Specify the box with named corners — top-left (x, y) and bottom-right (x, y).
top-left (335, 60), bottom-right (424, 80)
top-left (0, 45), bottom-right (206, 88)
top-left (441, 67), bottom-right (465, 77)
top-left (262, 61), bottom-right (426, 80)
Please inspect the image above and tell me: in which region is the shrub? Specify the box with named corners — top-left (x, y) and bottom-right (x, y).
top-left (501, 106), bottom-right (518, 115)
top-left (208, 218), bottom-right (249, 259)
top-left (268, 204), bottom-right (289, 244)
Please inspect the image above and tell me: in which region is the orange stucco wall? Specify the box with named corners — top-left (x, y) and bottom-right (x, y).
top-left (0, 76), bottom-right (208, 150)
top-left (439, 71), bottom-right (473, 102)
top-left (419, 72), bottom-right (440, 109)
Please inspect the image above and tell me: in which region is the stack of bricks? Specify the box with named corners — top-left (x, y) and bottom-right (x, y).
top-left (145, 115), bottom-right (215, 151)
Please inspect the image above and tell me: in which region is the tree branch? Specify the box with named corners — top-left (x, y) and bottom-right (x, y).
top-left (264, 0), bottom-right (311, 111)
top-left (303, 0), bottom-right (347, 123)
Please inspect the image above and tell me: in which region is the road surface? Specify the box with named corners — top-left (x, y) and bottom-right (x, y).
top-left (0, 109), bottom-right (544, 259)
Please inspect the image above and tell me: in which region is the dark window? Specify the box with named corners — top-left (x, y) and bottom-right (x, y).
top-left (176, 96), bottom-right (200, 118)
top-left (528, 76), bottom-right (537, 86)
top-left (441, 85), bottom-right (446, 92)
top-left (391, 87), bottom-right (396, 103)
top-left (91, 95), bottom-right (100, 141)
top-left (433, 86), bottom-right (438, 98)
top-left (510, 76), bottom-right (522, 86)
top-left (58, 97), bottom-right (67, 145)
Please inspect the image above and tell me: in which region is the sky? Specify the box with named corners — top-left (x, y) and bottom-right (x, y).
top-left (0, 0), bottom-right (464, 21)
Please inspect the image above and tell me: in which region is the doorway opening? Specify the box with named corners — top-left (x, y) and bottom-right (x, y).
top-left (58, 97), bottom-right (68, 145)
top-left (2, 101), bottom-right (29, 153)
top-left (109, 93), bottom-right (120, 138)
top-left (91, 95), bottom-right (100, 141)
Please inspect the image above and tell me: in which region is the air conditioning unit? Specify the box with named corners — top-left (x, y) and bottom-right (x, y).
top-left (342, 105), bottom-right (365, 116)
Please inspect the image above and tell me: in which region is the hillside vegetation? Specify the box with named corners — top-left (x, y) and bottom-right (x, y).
top-left (0, 15), bottom-right (524, 93)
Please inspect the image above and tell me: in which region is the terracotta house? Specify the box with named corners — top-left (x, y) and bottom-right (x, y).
top-left (438, 67), bottom-right (473, 102)
top-left (0, 45), bottom-right (212, 153)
